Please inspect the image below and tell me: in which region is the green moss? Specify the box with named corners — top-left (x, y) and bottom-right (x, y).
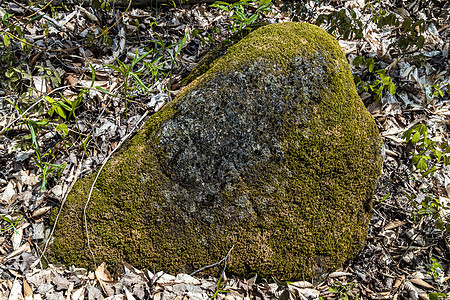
top-left (49, 22), bottom-right (382, 280)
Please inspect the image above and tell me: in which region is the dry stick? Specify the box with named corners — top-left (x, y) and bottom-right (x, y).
top-left (190, 245), bottom-right (235, 277)
top-left (83, 110), bottom-right (149, 263)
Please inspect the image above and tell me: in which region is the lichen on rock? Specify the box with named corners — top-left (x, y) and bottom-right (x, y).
top-left (49, 22), bottom-right (383, 280)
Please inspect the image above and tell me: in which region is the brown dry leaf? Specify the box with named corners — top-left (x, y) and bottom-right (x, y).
top-left (8, 278), bottom-right (22, 300)
top-left (32, 206), bottom-right (52, 219)
top-left (410, 278), bottom-right (434, 290)
top-left (95, 262), bottom-right (115, 296)
top-left (328, 271), bottom-right (352, 278)
top-left (8, 269), bottom-right (22, 278)
top-left (384, 220), bottom-right (406, 230)
top-left (418, 293), bottom-right (430, 300)
top-left (22, 278), bottom-right (33, 300)
top-left (2, 242), bottom-right (31, 262)
top-left (0, 181), bottom-right (16, 205)
top-left (394, 275), bottom-right (405, 289)
top-left (67, 74), bottom-right (79, 86)
top-left (65, 282), bottom-right (74, 300)
top-left (95, 263), bottom-right (113, 282)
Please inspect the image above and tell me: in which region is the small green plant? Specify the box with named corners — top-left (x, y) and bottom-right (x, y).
top-left (0, 215), bottom-right (22, 234)
top-left (353, 56), bottom-right (396, 102)
top-left (35, 65), bottom-right (61, 89)
top-left (380, 15), bottom-right (426, 57)
top-left (211, 0), bottom-right (273, 33)
top-left (428, 293), bottom-right (448, 300)
top-left (328, 282), bottom-right (359, 300)
top-left (33, 148), bottom-right (68, 192)
top-left (167, 33), bottom-right (188, 92)
top-left (25, 117), bottom-right (68, 191)
top-left (106, 49), bottom-right (153, 103)
top-left (428, 257), bottom-right (444, 280)
top-left (210, 271), bottom-right (230, 299)
top-left (407, 193), bottom-right (450, 233)
top-left (402, 124), bottom-right (450, 177)
top-left (429, 82), bottom-right (449, 100)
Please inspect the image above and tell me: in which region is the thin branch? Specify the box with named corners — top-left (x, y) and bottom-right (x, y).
top-left (83, 110), bottom-right (149, 264)
top-left (190, 245), bottom-right (234, 276)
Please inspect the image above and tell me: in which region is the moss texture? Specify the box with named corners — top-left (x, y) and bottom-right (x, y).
top-left (49, 22), bottom-right (383, 280)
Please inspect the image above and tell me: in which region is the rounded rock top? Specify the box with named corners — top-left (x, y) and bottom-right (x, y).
top-left (50, 22), bottom-right (383, 280)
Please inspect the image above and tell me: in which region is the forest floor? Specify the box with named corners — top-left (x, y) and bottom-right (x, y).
top-left (0, 0), bottom-right (449, 299)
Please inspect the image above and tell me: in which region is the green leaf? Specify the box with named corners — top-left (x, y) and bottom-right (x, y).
top-left (247, 13), bottom-right (258, 25)
top-left (5, 68), bottom-right (15, 78)
top-left (422, 166), bottom-right (436, 177)
top-left (329, 286), bottom-right (339, 293)
top-left (28, 121), bottom-right (38, 148)
top-left (416, 157), bottom-right (427, 171)
top-left (411, 131), bottom-right (421, 143)
top-left (418, 124), bottom-right (427, 136)
top-left (175, 33), bottom-right (188, 59)
top-left (131, 73), bottom-right (149, 92)
top-left (3, 33), bottom-right (10, 47)
top-left (54, 106), bottom-right (67, 120)
top-left (106, 64), bottom-right (123, 74)
top-left (417, 35), bottom-right (425, 49)
top-left (380, 192), bottom-right (391, 202)
top-left (45, 95), bottom-right (56, 104)
top-left (402, 18), bottom-right (411, 31)
top-left (428, 293), bottom-right (448, 300)
top-left (48, 107), bottom-right (55, 117)
top-left (367, 58), bottom-right (374, 72)
top-left (94, 86), bottom-right (116, 96)
top-left (56, 123), bottom-right (69, 136)
top-left (210, 3), bottom-right (230, 12)
top-left (0, 215), bottom-right (13, 223)
top-left (88, 63), bottom-right (96, 87)
top-left (388, 83), bottom-right (396, 95)
top-left (116, 58), bottom-right (129, 73)
top-left (353, 56), bottom-right (364, 67)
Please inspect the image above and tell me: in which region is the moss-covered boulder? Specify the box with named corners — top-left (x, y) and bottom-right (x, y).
top-left (50, 22), bottom-right (383, 280)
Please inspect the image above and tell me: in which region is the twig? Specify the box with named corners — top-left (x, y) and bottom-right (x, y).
top-left (83, 110), bottom-right (149, 264)
top-left (190, 245), bottom-right (234, 276)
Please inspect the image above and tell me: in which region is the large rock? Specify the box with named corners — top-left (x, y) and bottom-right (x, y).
top-left (50, 22), bottom-right (383, 280)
